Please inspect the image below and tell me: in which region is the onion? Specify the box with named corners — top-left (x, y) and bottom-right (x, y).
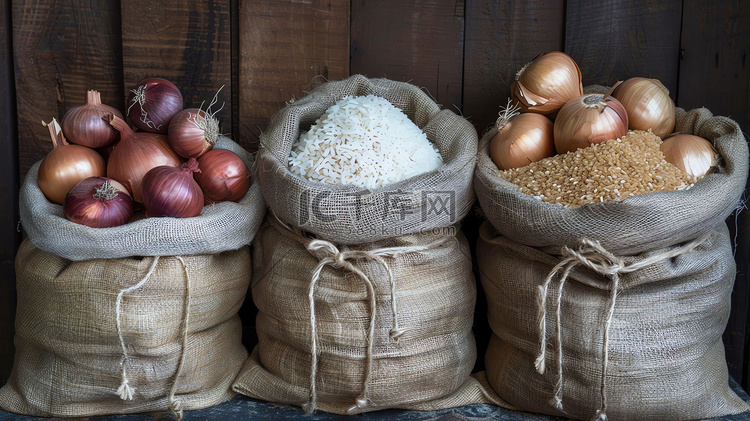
top-left (195, 149), bottom-right (251, 204)
top-left (126, 77), bottom-right (183, 133)
top-left (489, 101), bottom-right (555, 170)
top-left (142, 158), bottom-right (204, 218)
top-left (613, 77), bottom-right (675, 138)
top-left (63, 177), bottom-right (134, 228)
top-left (553, 91), bottom-right (629, 154)
top-left (37, 118), bottom-right (106, 205)
top-left (62, 90), bottom-right (123, 148)
top-left (107, 114), bottom-right (183, 203)
top-left (660, 133), bottom-right (717, 180)
top-left (168, 86), bottom-right (224, 158)
top-left (510, 51), bottom-right (584, 116)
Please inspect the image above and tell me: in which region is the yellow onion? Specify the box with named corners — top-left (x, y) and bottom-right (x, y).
top-left (489, 102), bottom-right (554, 170)
top-left (660, 133), bottom-right (717, 180)
top-left (37, 118), bottom-right (106, 204)
top-left (613, 77), bottom-right (675, 138)
top-left (553, 92), bottom-right (629, 154)
top-left (510, 51), bottom-right (583, 116)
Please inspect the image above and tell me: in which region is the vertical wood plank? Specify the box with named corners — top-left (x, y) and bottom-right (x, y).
top-left (565, 0), bottom-right (683, 95)
top-left (238, 0), bottom-right (350, 151)
top-left (12, 0), bottom-right (124, 181)
top-left (121, 0), bottom-right (233, 140)
top-left (462, 0), bottom-right (564, 134)
top-left (0, 0), bottom-right (18, 382)
top-left (677, 1), bottom-right (749, 133)
top-left (350, 0), bottom-right (465, 111)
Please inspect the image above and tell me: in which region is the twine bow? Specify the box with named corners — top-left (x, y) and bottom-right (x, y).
top-left (268, 215), bottom-right (451, 414)
top-left (535, 234), bottom-right (710, 421)
top-left (115, 256), bottom-right (192, 421)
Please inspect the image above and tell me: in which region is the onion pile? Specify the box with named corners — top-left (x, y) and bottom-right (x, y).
top-left (35, 81), bottom-right (251, 228)
top-left (491, 51), bottom-right (715, 187)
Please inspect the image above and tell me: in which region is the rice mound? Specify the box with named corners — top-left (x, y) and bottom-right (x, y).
top-left (288, 94), bottom-right (443, 189)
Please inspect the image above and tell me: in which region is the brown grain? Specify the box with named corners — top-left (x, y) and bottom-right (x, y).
top-left (499, 130), bottom-right (696, 207)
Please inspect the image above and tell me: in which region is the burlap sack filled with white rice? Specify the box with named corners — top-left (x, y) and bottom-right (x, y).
top-left (474, 106), bottom-right (750, 420)
top-left (232, 75), bottom-right (494, 414)
top-left (0, 137), bottom-right (265, 418)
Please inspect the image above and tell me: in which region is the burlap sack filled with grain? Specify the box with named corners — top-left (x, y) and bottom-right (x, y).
top-left (0, 137), bottom-right (265, 418)
top-left (254, 74), bottom-right (477, 244)
top-left (232, 75), bottom-right (490, 414)
top-left (474, 108), bottom-right (750, 420)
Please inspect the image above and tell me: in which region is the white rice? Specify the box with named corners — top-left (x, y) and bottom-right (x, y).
top-left (288, 95), bottom-right (443, 189)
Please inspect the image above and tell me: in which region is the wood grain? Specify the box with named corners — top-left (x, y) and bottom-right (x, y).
top-left (678, 1), bottom-right (749, 132)
top-left (350, 0), bottom-right (465, 112)
top-left (238, 0), bottom-right (350, 151)
top-left (463, 0), bottom-right (564, 134)
top-left (121, 0), bottom-right (233, 140)
top-left (12, 0), bottom-right (124, 181)
top-left (565, 0), bottom-right (682, 95)
top-left (0, 0), bottom-right (18, 382)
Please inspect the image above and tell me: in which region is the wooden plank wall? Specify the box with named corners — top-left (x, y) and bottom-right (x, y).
top-left (0, 0), bottom-right (748, 387)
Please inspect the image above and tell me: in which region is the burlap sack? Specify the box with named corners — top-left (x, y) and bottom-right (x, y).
top-left (474, 105), bottom-right (750, 420)
top-left (474, 106), bottom-right (749, 255)
top-left (477, 222), bottom-right (749, 420)
top-left (19, 136), bottom-right (264, 260)
top-left (232, 216), bottom-right (493, 414)
top-left (0, 240), bottom-right (251, 417)
top-left (255, 74), bottom-right (477, 244)
top-left (1, 136), bottom-right (265, 417)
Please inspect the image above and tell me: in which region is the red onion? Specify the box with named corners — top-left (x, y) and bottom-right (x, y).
top-left (63, 177), bottom-right (134, 228)
top-left (106, 114), bottom-right (183, 203)
top-left (38, 118), bottom-right (106, 205)
top-left (195, 149), bottom-right (251, 204)
top-left (168, 108), bottom-right (220, 158)
top-left (126, 78), bottom-right (183, 133)
top-left (141, 158), bottom-right (204, 218)
top-left (62, 90), bottom-right (123, 148)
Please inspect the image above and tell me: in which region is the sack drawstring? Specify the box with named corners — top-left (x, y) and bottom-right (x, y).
top-left (535, 234), bottom-right (710, 421)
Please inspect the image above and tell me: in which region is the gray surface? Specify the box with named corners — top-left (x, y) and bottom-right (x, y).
top-left (1, 377), bottom-right (749, 420)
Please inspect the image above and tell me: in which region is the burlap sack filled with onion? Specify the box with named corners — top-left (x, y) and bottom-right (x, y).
top-left (232, 74), bottom-right (493, 414)
top-left (2, 95), bottom-right (265, 417)
top-left (474, 60), bottom-right (750, 420)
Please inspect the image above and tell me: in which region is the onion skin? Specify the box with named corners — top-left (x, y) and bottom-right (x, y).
top-left (63, 177), bottom-right (134, 228)
top-left (490, 112), bottom-right (555, 170)
top-left (553, 93), bottom-right (629, 154)
top-left (126, 78), bottom-right (183, 133)
top-left (142, 158), bottom-right (204, 218)
top-left (511, 51), bottom-right (584, 116)
top-left (106, 114), bottom-right (183, 203)
top-left (38, 118), bottom-right (106, 205)
top-left (613, 77), bottom-right (675, 138)
top-left (62, 90), bottom-right (123, 148)
top-left (660, 133), bottom-right (717, 180)
top-left (168, 108), bottom-right (219, 158)
top-left (195, 149), bottom-right (251, 204)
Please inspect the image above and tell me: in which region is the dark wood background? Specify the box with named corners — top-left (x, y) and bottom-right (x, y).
top-left (0, 0), bottom-right (748, 390)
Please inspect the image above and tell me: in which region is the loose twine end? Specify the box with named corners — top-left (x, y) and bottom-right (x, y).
top-left (117, 370), bottom-right (134, 401)
top-left (550, 395), bottom-right (563, 411)
top-left (389, 327), bottom-right (405, 342)
top-left (591, 409), bottom-right (607, 421)
top-left (170, 399), bottom-right (184, 421)
top-left (347, 395), bottom-right (369, 413)
top-left (534, 354), bottom-right (546, 374)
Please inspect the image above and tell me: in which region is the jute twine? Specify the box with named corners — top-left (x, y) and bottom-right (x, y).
top-left (518, 234), bottom-right (711, 421)
top-left (114, 256), bottom-right (193, 421)
top-left (267, 215), bottom-right (454, 413)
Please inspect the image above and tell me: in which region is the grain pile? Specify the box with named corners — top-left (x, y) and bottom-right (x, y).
top-left (499, 130), bottom-right (695, 207)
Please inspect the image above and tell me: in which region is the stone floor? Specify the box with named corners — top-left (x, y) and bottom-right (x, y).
top-left (1, 377), bottom-right (750, 420)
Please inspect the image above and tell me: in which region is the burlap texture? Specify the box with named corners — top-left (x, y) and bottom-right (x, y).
top-left (255, 74), bottom-right (477, 244)
top-left (232, 217), bottom-right (489, 414)
top-left (0, 240), bottom-right (252, 417)
top-left (19, 135), bottom-right (265, 260)
top-left (477, 221), bottom-right (750, 420)
top-left (474, 105), bottom-right (749, 255)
